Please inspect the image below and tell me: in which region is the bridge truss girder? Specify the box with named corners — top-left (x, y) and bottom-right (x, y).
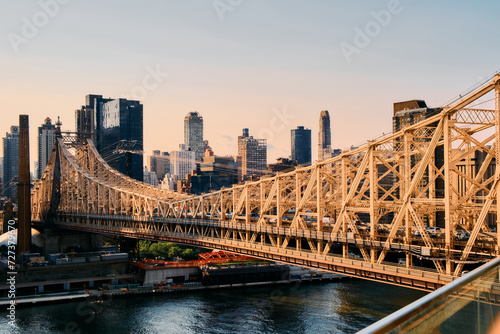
top-left (50, 214), bottom-right (453, 291)
top-left (31, 74), bottom-right (500, 287)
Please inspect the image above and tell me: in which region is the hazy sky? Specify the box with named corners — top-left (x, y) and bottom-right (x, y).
top-left (1, 0), bottom-right (500, 169)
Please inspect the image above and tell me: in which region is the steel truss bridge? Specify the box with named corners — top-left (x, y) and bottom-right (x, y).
top-left (32, 74), bottom-right (500, 291)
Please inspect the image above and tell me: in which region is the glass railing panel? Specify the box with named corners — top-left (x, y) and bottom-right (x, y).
top-left (358, 257), bottom-right (500, 334)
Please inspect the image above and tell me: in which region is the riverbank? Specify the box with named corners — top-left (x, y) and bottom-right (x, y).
top-left (0, 272), bottom-right (347, 308)
top-left (0, 291), bottom-right (89, 307)
top-left (0, 278), bottom-right (427, 333)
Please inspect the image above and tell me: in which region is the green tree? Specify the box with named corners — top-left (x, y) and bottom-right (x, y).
top-left (181, 248), bottom-right (196, 260)
top-left (168, 245), bottom-right (181, 259)
top-left (137, 240), bottom-right (202, 260)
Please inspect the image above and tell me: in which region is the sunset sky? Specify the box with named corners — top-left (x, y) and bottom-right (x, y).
top-left (1, 0), bottom-right (500, 169)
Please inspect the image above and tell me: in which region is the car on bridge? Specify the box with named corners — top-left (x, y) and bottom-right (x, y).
top-left (455, 232), bottom-right (470, 241)
top-left (426, 227), bottom-right (441, 233)
top-left (414, 230), bottom-right (439, 239)
top-left (322, 216), bottom-right (333, 224)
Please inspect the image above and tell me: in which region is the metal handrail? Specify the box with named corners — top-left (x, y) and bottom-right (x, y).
top-left (357, 256), bottom-right (500, 333)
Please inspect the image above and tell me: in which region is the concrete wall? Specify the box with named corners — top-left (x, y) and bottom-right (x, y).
top-left (17, 259), bottom-right (129, 282)
top-left (42, 230), bottom-right (103, 257)
top-left (144, 267), bottom-right (201, 285)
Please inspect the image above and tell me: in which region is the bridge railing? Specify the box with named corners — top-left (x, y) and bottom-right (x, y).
top-left (358, 256), bottom-right (500, 333)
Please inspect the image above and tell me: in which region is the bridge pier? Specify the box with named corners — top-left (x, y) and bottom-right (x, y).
top-left (406, 252), bottom-right (412, 268)
top-left (2, 202), bottom-right (14, 234)
top-left (41, 228), bottom-right (104, 257)
top-left (119, 237), bottom-right (138, 257)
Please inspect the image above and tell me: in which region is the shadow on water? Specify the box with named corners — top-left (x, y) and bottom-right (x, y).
top-left (0, 279), bottom-right (426, 334)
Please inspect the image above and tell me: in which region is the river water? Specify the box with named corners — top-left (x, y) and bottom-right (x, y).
top-left (1, 279), bottom-right (425, 334)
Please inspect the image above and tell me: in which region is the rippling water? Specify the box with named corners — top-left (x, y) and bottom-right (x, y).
top-left (1, 279), bottom-right (425, 334)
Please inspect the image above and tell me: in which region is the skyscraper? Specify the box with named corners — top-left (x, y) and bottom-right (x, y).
top-left (291, 126), bottom-right (311, 166)
top-left (392, 100), bottom-right (430, 133)
top-left (238, 128), bottom-right (267, 179)
top-left (318, 110), bottom-right (332, 161)
top-left (75, 94), bottom-right (111, 142)
top-left (190, 155), bottom-right (240, 195)
top-left (170, 144), bottom-right (196, 180)
top-left (94, 97), bottom-right (144, 181)
top-left (147, 150), bottom-right (170, 181)
top-left (75, 106), bottom-right (94, 141)
top-left (2, 125), bottom-right (19, 199)
top-left (184, 111), bottom-right (204, 162)
top-left (37, 117), bottom-right (56, 179)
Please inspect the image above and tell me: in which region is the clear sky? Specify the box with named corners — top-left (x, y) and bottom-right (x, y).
top-left (1, 0), bottom-right (500, 169)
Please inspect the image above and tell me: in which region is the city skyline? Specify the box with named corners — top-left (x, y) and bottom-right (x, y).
top-left (1, 1), bottom-right (500, 171)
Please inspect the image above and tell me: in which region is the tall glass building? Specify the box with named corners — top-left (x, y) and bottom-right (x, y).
top-left (37, 117), bottom-right (56, 179)
top-left (184, 112), bottom-right (204, 162)
top-left (2, 125), bottom-right (19, 200)
top-left (291, 126), bottom-right (311, 166)
top-left (318, 110), bottom-right (332, 161)
top-left (94, 98), bottom-right (144, 182)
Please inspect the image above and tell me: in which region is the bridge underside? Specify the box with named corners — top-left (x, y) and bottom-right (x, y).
top-left (31, 74), bottom-right (500, 291)
top-left (39, 214), bottom-right (458, 291)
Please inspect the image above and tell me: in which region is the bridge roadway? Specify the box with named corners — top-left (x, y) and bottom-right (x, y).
top-left (38, 213), bottom-right (461, 291)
